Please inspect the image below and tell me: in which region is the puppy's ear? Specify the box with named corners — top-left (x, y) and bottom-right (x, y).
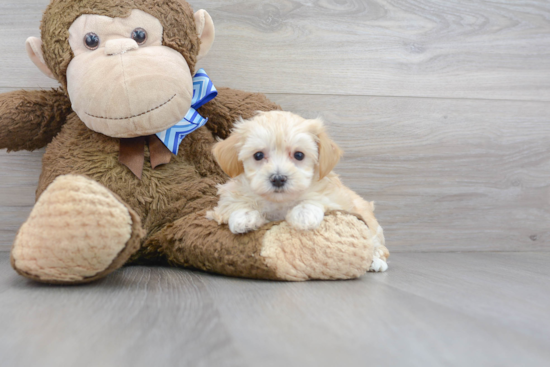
top-left (212, 134), bottom-right (244, 178)
top-left (318, 131), bottom-right (343, 179)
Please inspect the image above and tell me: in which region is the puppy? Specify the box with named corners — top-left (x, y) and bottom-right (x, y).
top-left (206, 111), bottom-right (389, 271)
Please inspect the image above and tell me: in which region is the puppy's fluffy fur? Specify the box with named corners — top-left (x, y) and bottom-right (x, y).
top-left (207, 111), bottom-right (389, 271)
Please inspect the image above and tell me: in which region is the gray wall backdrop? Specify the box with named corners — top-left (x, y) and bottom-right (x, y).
top-left (1, 0), bottom-right (549, 251)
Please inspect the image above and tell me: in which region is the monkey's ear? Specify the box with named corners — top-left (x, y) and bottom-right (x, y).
top-left (25, 37), bottom-right (55, 79)
top-left (318, 131), bottom-right (343, 179)
top-left (194, 10), bottom-right (215, 61)
top-left (212, 134), bottom-right (244, 178)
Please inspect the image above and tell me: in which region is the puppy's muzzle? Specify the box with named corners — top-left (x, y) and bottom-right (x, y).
top-left (270, 174), bottom-right (287, 188)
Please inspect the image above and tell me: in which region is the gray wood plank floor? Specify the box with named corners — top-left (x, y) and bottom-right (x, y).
top-left (1, 252), bottom-right (550, 367)
top-left (1, 1), bottom-right (549, 364)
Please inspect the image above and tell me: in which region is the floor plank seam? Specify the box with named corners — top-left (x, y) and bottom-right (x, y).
top-left (390, 250), bottom-right (550, 254)
top-left (1, 249), bottom-right (549, 253)
top-left (2, 87), bottom-right (550, 104)
top-left (264, 92), bottom-right (550, 104)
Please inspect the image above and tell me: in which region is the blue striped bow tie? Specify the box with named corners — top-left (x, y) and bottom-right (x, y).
top-left (156, 68), bottom-right (218, 155)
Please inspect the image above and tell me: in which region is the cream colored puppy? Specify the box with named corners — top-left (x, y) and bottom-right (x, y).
top-left (206, 111), bottom-right (389, 271)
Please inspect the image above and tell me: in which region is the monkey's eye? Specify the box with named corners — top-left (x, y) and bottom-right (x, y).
top-left (84, 32), bottom-right (100, 50)
top-left (294, 152), bottom-right (305, 161)
top-left (131, 28), bottom-right (148, 45)
top-left (253, 152), bottom-right (264, 161)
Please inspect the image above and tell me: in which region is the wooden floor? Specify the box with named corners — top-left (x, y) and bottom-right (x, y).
top-left (1, 1), bottom-right (550, 366)
top-left (1, 251), bottom-right (550, 367)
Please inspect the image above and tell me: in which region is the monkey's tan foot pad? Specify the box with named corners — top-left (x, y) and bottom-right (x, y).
top-left (11, 175), bottom-right (143, 284)
top-left (261, 211), bottom-right (375, 281)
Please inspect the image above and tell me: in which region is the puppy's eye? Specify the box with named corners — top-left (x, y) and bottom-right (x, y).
top-left (294, 152), bottom-right (305, 161)
top-left (131, 28), bottom-right (148, 45)
top-left (84, 32), bottom-right (100, 50)
top-left (253, 152), bottom-right (264, 161)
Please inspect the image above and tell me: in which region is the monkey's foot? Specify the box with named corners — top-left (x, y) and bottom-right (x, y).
top-left (11, 175), bottom-right (144, 284)
top-left (261, 211), bottom-right (375, 280)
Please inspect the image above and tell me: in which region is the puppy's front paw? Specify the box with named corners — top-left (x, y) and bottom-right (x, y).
top-left (286, 203), bottom-right (325, 231)
top-left (228, 210), bottom-right (266, 234)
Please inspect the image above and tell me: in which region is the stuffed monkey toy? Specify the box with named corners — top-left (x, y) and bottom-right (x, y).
top-left (0, 0), bottom-right (385, 284)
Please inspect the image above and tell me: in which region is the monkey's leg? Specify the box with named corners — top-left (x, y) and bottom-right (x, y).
top-left (11, 175), bottom-right (145, 284)
top-left (147, 210), bottom-right (375, 281)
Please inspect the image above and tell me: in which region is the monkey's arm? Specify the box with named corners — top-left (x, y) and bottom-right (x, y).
top-left (199, 87), bottom-right (281, 139)
top-left (0, 89), bottom-right (72, 151)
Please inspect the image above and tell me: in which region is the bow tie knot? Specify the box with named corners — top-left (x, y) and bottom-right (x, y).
top-left (119, 69), bottom-right (217, 178)
top-left (156, 69), bottom-right (218, 155)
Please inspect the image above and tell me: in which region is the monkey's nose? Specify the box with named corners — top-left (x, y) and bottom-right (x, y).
top-left (105, 39), bottom-right (139, 56)
top-left (270, 175), bottom-right (287, 188)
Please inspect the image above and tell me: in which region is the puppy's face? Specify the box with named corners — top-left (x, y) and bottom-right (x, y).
top-left (239, 115), bottom-right (318, 202)
top-left (213, 111), bottom-right (342, 202)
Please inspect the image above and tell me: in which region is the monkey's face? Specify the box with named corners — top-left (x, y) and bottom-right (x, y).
top-left (65, 10), bottom-right (195, 138)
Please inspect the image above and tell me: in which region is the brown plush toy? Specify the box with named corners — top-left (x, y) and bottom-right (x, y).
top-left (0, 0), bottom-right (385, 284)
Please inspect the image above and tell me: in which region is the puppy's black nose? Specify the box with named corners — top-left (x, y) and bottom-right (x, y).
top-left (270, 174), bottom-right (287, 188)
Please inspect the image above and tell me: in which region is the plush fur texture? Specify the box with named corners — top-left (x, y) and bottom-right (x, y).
top-left (11, 175), bottom-right (144, 283)
top-left (65, 10), bottom-right (197, 137)
top-left (1, 0), bottom-right (379, 283)
top-left (0, 89), bottom-right (72, 151)
top-left (41, 0), bottom-right (200, 92)
top-left (261, 211), bottom-right (375, 280)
